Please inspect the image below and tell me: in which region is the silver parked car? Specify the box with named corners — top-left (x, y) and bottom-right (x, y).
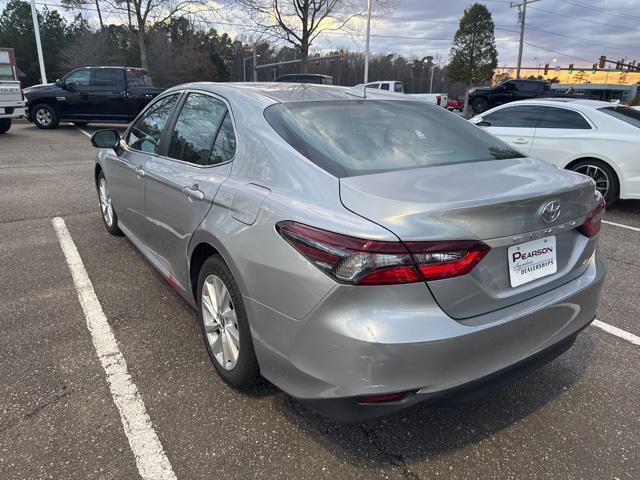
top-left (91, 83), bottom-right (606, 422)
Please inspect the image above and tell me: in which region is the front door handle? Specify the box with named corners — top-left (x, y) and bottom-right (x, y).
top-left (135, 167), bottom-right (145, 177)
top-left (183, 185), bottom-right (204, 201)
top-left (513, 138), bottom-right (528, 145)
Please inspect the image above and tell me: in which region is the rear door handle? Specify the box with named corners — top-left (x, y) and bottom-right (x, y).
top-left (513, 138), bottom-right (528, 145)
top-left (183, 185), bottom-right (204, 201)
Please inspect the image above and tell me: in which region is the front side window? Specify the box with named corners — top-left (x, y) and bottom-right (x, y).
top-left (126, 94), bottom-right (179, 154)
top-left (64, 69), bottom-right (91, 88)
top-left (168, 93), bottom-right (228, 165)
top-left (380, 83), bottom-right (390, 91)
top-left (599, 106), bottom-right (640, 129)
top-left (483, 106), bottom-right (545, 128)
top-left (537, 107), bottom-right (591, 129)
top-left (366, 83), bottom-right (380, 89)
top-left (264, 100), bottom-right (524, 178)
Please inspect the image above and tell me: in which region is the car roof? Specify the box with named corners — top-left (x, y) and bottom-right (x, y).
top-left (163, 82), bottom-right (425, 105)
top-left (277, 74), bottom-right (333, 79)
top-left (498, 98), bottom-right (612, 110)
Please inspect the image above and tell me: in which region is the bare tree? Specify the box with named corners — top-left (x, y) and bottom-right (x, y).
top-left (119, 0), bottom-right (209, 67)
top-left (237, 0), bottom-right (367, 73)
top-left (61, 0), bottom-right (105, 29)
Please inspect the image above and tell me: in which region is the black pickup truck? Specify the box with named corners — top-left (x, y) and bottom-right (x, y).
top-left (24, 66), bottom-right (164, 129)
top-left (469, 79), bottom-right (551, 114)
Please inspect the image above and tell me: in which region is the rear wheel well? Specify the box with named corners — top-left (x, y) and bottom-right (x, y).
top-left (565, 157), bottom-right (619, 184)
top-left (190, 243), bottom-right (220, 301)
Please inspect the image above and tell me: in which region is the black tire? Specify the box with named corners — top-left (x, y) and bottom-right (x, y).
top-left (0, 118), bottom-right (11, 133)
top-left (197, 255), bottom-right (259, 389)
top-left (73, 122), bottom-right (89, 127)
top-left (96, 171), bottom-right (123, 235)
top-left (32, 104), bottom-right (59, 129)
top-left (568, 158), bottom-right (620, 207)
top-left (471, 97), bottom-right (489, 114)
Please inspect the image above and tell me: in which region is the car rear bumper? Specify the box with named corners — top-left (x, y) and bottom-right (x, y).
top-left (0, 104), bottom-right (26, 119)
top-left (246, 252), bottom-right (605, 422)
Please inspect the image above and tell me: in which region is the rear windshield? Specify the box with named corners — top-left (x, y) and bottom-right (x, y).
top-left (599, 106), bottom-right (640, 129)
top-left (264, 100), bottom-right (524, 177)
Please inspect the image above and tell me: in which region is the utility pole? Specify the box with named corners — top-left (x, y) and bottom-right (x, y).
top-left (30, 0), bottom-right (47, 84)
top-left (252, 43), bottom-right (258, 82)
top-left (510, 0), bottom-right (541, 79)
top-left (363, 0), bottom-right (373, 85)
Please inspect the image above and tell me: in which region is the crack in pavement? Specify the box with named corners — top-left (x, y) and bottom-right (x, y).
top-left (359, 424), bottom-right (422, 480)
top-left (0, 388), bottom-right (74, 434)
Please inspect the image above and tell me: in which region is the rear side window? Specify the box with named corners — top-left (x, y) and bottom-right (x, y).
top-left (599, 106), bottom-right (640, 129)
top-left (537, 107), bottom-right (591, 129)
top-left (127, 94), bottom-right (179, 153)
top-left (264, 100), bottom-right (524, 178)
top-left (209, 113), bottom-right (237, 164)
top-left (167, 93), bottom-right (228, 165)
top-left (483, 106), bottom-right (545, 127)
top-left (90, 69), bottom-right (124, 91)
top-left (126, 70), bottom-right (154, 87)
top-left (394, 83), bottom-right (404, 93)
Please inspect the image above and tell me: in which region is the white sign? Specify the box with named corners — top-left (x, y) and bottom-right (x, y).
top-left (508, 236), bottom-right (557, 287)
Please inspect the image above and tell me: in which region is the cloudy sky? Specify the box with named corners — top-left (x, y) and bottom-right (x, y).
top-left (5, 0), bottom-right (639, 68)
top-left (306, 0), bottom-right (640, 68)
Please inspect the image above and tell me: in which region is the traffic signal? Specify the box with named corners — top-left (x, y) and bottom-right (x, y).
top-left (339, 49), bottom-right (345, 64)
top-left (628, 60), bottom-right (636, 71)
top-left (568, 63), bottom-right (574, 74)
top-left (544, 63), bottom-right (549, 75)
top-left (615, 59), bottom-right (623, 70)
top-left (592, 63), bottom-right (597, 74)
top-left (598, 55), bottom-right (606, 69)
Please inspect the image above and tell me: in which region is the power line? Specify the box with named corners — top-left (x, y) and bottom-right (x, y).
top-left (557, 0), bottom-right (640, 22)
top-left (528, 5), bottom-right (633, 29)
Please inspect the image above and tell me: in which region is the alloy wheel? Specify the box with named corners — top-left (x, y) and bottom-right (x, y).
top-left (99, 178), bottom-right (114, 227)
top-left (574, 164), bottom-right (609, 198)
top-left (201, 274), bottom-right (240, 370)
top-left (36, 108), bottom-right (52, 126)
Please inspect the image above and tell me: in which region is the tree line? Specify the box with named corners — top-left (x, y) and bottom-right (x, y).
top-left (0, 0), bottom-right (499, 104)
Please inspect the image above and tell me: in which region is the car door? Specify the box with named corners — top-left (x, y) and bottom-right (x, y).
top-left (59, 69), bottom-right (92, 119)
top-left (476, 105), bottom-right (545, 153)
top-left (108, 93), bottom-right (181, 239)
top-left (529, 106), bottom-right (594, 167)
top-left (141, 91), bottom-right (236, 285)
top-left (84, 68), bottom-right (127, 120)
top-left (493, 81), bottom-right (517, 106)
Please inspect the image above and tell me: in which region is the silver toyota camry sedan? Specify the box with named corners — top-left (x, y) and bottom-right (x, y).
top-left (90, 83), bottom-right (606, 422)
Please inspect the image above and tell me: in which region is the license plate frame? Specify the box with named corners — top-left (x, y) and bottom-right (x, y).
top-left (507, 236), bottom-right (557, 288)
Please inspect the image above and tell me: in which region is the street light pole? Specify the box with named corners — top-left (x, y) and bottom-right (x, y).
top-left (363, 0), bottom-right (373, 85)
top-left (252, 43), bottom-right (258, 82)
top-left (30, 0), bottom-right (47, 84)
top-left (429, 66), bottom-right (435, 93)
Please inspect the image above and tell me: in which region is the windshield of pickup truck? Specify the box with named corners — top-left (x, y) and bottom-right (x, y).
top-left (264, 100), bottom-right (524, 177)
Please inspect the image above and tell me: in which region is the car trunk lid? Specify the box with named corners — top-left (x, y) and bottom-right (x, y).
top-left (339, 157), bottom-right (599, 319)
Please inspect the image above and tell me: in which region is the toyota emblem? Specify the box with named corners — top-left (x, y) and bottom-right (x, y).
top-left (541, 200), bottom-right (561, 224)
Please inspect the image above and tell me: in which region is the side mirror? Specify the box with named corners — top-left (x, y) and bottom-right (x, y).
top-left (472, 117), bottom-right (491, 127)
top-left (91, 129), bottom-right (120, 149)
top-left (55, 78), bottom-right (67, 90)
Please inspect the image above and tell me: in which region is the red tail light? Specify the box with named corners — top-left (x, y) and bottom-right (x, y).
top-left (276, 221), bottom-right (490, 286)
top-left (358, 392), bottom-right (408, 404)
top-left (578, 195), bottom-right (605, 238)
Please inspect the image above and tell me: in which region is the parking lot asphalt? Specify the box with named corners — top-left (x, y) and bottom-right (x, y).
top-left (1, 120), bottom-right (639, 479)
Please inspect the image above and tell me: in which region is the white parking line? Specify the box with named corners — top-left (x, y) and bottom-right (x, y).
top-left (52, 217), bottom-right (177, 480)
top-left (592, 320), bottom-right (640, 346)
top-left (76, 127), bottom-right (92, 138)
top-left (603, 220), bottom-right (640, 233)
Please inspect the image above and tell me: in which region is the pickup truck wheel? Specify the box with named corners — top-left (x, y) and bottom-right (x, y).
top-left (32, 104), bottom-right (59, 129)
top-left (471, 97), bottom-right (488, 114)
top-left (0, 118), bottom-right (11, 133)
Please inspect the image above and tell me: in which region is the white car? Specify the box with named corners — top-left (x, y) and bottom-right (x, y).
top-left (471, 98), bottom-right (640, 205)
